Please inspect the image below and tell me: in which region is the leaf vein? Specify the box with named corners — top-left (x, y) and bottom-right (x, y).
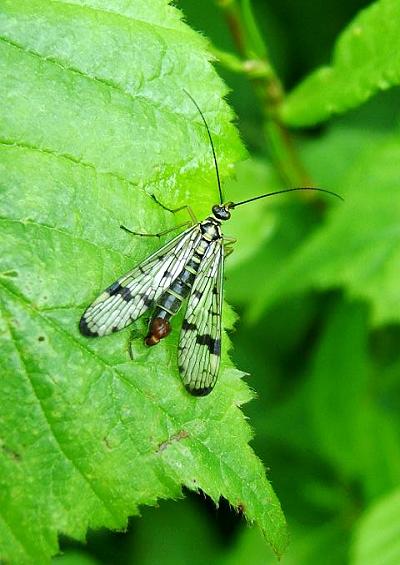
top-left (2, 302), bottom-right (122, 525)
top-left (0, 281), bottom-right (276, 522)
top-left (0, 216), bottom-right (133, 262)
top-left (0, 36), bottom-right (222, 136)
top-left (0, 138), bottom-right (143, 193)
top-left (0, 138), bottom-right (214, 205)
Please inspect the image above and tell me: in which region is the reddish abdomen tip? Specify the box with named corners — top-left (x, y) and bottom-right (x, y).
top-left (145, 317), bottom-right (171, 346)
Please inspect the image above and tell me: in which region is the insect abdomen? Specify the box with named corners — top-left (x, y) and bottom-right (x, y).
top-left (145, 250), bottom-right (203, 346)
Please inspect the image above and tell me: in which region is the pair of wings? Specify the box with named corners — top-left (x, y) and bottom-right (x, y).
top-left (79, 223), bottom-right (224, 395)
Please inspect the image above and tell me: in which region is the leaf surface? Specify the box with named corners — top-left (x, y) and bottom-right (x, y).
top-left (0, 1), bottom-right (287, 561)
top-left (282, 0), bottom-right (400, 126)
top-left (351, 488), bottom-right (400, 565)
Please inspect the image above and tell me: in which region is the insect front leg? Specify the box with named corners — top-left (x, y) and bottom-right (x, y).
top-left (223, 236), bottom-right (237, 258)
top-left (169, 205), bottom-right (198, 225)
top-left (150, 195), bottom-right (198, 225)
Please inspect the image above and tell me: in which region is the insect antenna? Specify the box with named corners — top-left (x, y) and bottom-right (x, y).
top-left (229, 187), bottom-right (343, 209)
top-left (183, 89), bottom-right (224, 205)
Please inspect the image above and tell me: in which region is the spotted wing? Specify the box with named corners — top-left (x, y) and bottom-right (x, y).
top-left (80, 225), bottom-right (201, 336)
top-left (178, 240), bottom-right (224, 396)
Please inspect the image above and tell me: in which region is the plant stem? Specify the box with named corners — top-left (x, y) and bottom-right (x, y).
top-left (216, 0), bottom-right (311, 188)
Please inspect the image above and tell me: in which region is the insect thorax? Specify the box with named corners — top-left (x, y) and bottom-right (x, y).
top-left (200, 217), bottom-right (222, 241)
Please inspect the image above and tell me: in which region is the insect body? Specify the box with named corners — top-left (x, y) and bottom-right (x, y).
top-left (80, 203), bottom-right (232, 396)
top-left (80, 91), bottom-right (342, 396)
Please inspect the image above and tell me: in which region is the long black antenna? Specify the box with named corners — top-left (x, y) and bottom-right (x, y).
top-left (230, 187), bottom-right (344, 208)
top-left (183, 89), bottom-right (224, 205)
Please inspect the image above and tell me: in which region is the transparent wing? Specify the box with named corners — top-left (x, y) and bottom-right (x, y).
top-left (178, 240), bottom-right (224, 396)
top-left (80, 225), bottom-right (201, 336)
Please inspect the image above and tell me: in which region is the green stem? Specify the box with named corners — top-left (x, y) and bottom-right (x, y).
top-left (216, 0), bottom-right (312, 188)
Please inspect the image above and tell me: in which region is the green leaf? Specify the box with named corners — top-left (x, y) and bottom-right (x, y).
top-left (351, 487), bottom-right (400, 565)
top-left (53, 551), bottom-right (100, 565)
top-left (282, 0), bottom-right (400, 127)
top-left (0, 1), bottom-right (287, 562)
top-left (223, 157), bottom-right (280, 270)
top-left (223, 155), bottom-right (318, 309)
top-left (247, 138), bottom-right (400, 326)
top-left (307, 297), bottom-right (400, 496)
top-left (129, 498), bottom-right (219, 565)
top-left (222, 521), bottom-right (348, 565)
top-left (308, 300), bottom-right (370, 478)
top-left (358, 405), bottom-right (400, 501)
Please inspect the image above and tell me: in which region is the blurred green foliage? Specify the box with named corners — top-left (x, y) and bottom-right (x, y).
top-left (1, 0), bottom-right (400, 563)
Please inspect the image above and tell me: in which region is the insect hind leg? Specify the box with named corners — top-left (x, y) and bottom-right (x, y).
top-left (127, 318), bottom-right (151, 360)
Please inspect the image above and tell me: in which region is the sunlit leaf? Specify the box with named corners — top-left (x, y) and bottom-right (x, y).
top-left (0, 1), bottom-right (288, 561)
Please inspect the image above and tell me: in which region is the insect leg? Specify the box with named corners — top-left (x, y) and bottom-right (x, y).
top-left (127, 330), bottom-right (138, 360)
top-left (170, 205), bottom-right (198, 225)
top-left (150, 195), bottom-right (198, 225)
top-left (127, 318), bottom-right (150, 359)
top-left (223, 236), bottom-right (236, 258)
top-left (120, 221), bottom-right (191, 238)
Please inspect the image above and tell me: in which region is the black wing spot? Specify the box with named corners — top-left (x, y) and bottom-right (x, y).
top-left (196, 334), bottom-right (221, 355)
top-left (119, 286), bottom-right (133, 302)
top-left (212, 339), bottom-right (221, 356)
top-left (186, 385), bottom-right (213, 397)
top-left (193, 290), bottom-right (202, 300)
top-left (107, 282), bottom-right (133, 302)
top-left (107, 281), bottom-right (123, 296)
top-left (139, 293), bottom-right (153, 307)
top-left (182, 320), bottom-right (197, 331)
top-left (79, 317), bottom-right (99, 337)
